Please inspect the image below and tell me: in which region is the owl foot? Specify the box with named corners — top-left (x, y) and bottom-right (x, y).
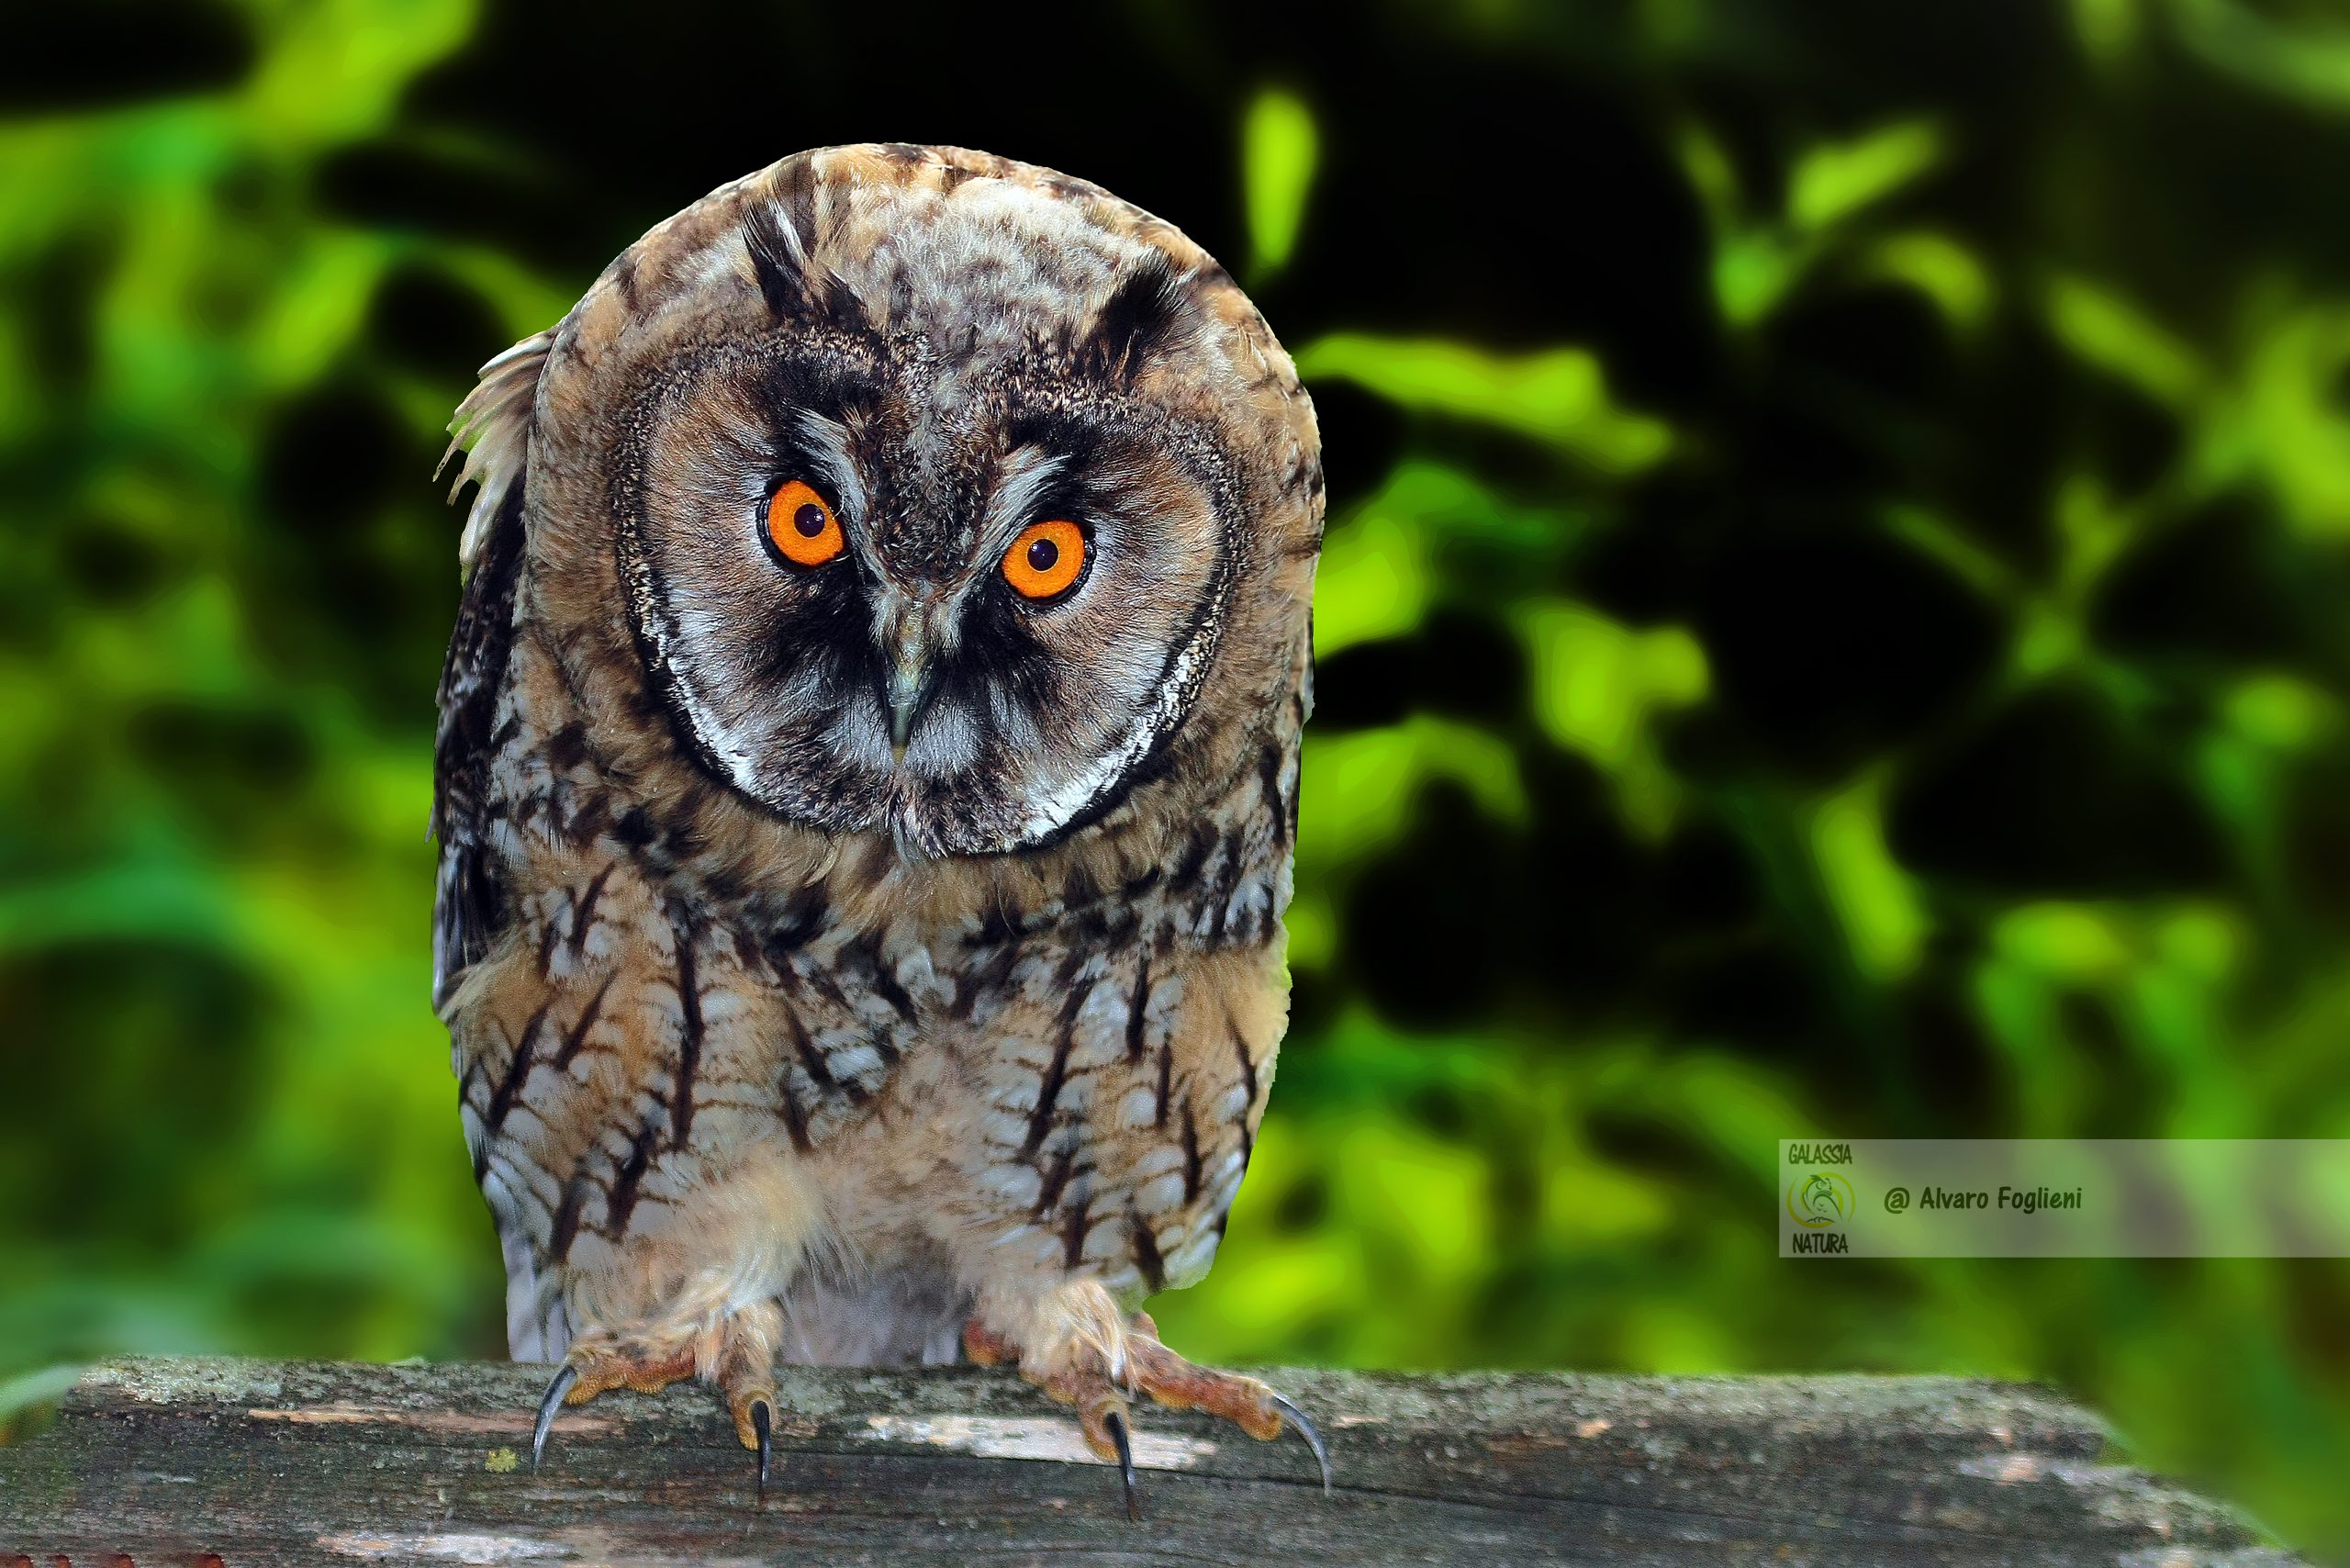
top-left (1121, 1309), bottom-right (1329, 1491)
top-left (530, 1308), bottom-right (782, 1500)
top-left (967, 1296), bottom-right (1331, 1520)
top-left (530, 1337), bottom-right (697, 1471)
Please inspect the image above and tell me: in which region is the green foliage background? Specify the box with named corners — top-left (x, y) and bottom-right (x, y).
top-left (6, 0), bottom-right (2350, 1554)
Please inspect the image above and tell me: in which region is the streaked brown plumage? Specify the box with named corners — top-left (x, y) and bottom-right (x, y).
top-left (432, 144), bottom-right (1322, 1498)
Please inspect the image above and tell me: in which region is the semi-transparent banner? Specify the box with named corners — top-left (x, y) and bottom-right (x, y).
top-left (1779, 1140), bottom-right (2350, 1257)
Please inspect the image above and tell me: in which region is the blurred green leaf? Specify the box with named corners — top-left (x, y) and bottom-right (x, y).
top-left (0, 863), bottom-right (243, 955)
top-left (1854, 230), bottom-right (1994, 330)
top-left (247, 0), bottom-right (481, 144)
top-left (1241, 87), bottom-right (1319, 280)
top-left (1315, 458), bottom-right (1600, 654)
top-left (1512, 599), bottom-right (1707, 836)
top-left (2223, 674), bottom-right (2333, 750)
top-left (1295, 717), bottom-right (1528, 876)
top-left (1713, 231), bottom-right (1805, 327)
top-left (2219, 304), bottom-right (2350, 537)
top-left (1296, 333), bottom-right (1673, 471)
top-left (2072, 0), bottom-right (2144, 63)
top-left (1789, 119), bottom-right (1945, 232)
top-left (1879, 503), bottom-right (2020, 603)
top-left (1700, 121), bottom-right (1958, 326)
top-left (1808, 770), bottom-right (1928, 981)
top-left (1673, 119), bottom-right (1742, 231)
top-left (0, 1363), bottom-right (83, 1439)
top-left (2045, 274), bottom-right (2205, 408)
top-left (1997, 903), bottom-right (2138, 980)
top-left (1315, 502), bottom-right (1432, 655)
top-left (2169, 0), bottom-right (2350, 114)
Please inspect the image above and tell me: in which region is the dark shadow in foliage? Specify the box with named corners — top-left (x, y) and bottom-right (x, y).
top-left (1890, 680), bottom-right (2226, 894)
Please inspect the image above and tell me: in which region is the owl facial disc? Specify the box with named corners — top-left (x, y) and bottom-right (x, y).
top-left (610, 189), bottom-right (1245, 859)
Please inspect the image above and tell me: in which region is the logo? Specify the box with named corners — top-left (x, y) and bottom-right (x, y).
top-left (1786, 1171), bottom-right (1855, 1228)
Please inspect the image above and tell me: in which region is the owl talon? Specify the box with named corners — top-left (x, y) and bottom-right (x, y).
top-left (527, 1338), bottom-right (702, 1474)
top-left (531, 1363), bottom-right (578, 1473)
top-left (749, 1398), bottom-right (773, 1501)
top-left (1102, 1406), bottom-right (1142, 1522)
top-left (1268, 1392), bottom-right (1332, 1495)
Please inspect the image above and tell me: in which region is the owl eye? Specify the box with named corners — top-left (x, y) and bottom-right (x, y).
top-left (764, 479), bottom-right (845, 568)
top-left (1002, 519), bottom-right (1088, 601)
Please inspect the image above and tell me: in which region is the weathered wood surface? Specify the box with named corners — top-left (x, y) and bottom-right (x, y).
top-left (0, 1357), bottom-right (2300, 1567)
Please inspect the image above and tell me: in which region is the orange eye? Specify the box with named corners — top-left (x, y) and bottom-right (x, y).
top-left (1002, 519), bottom-right (1087, 600)
top-left (765, 479), bottom-right (844, 567)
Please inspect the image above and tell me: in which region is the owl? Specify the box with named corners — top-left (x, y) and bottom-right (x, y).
top-left (431, 144), bottom-right (1324, 1511)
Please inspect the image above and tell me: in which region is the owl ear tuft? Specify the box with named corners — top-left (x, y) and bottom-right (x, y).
top-left (1083, 253), bottom-right (1192, 386)
top-left (744, 199), bottom-right (866, 331)
top-left (441, 326), bottom-right (555, 574)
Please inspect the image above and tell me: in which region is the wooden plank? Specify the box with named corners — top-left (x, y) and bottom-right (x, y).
top-left (0, 1357), bottom-right (2302, 1566)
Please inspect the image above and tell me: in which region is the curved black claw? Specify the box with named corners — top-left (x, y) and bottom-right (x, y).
top-left (1268, 1392), bottom-right (1332, 1495)
top-left (1103, 1406), bottom-right (1141, 1522)
top-left (532, 1363), bottom-right (579, 1473)
top-left (751, 1398), bottom-right (773, 1503)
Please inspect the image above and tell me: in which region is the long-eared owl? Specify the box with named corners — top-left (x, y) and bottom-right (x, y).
top-left (433, 144), bottom-right (1323, 1498)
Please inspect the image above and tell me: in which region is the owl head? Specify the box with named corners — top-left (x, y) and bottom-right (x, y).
top-left (447, 145), bottom-right (1320, 861)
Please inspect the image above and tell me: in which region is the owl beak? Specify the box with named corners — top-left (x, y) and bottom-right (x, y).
top-left (887, 662), bottom-right (931, 759)
top-left (884, 630), bottom-right (938, 762)
top-left (878, 596), bottom-right (944, 762)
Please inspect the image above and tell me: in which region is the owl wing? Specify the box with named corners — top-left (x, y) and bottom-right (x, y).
top-left (432, 332), bottom-right (580, 1361)
top-left (432, 329), bottom-right (554, 1012)
top-left (431, 477), bottom-right (525, 1013)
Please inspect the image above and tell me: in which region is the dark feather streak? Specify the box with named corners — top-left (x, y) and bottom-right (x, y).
top-left (604, 1113), bottom-right (662, 1236)
top-left (1033, 1138), bottom-right (1079, 1216)
top-left (1128, 1211), bottom-right (1167, 1294)
top-left (1124, 953), bottom-right (1151, 1062)
top-left (1259, 744), bottom-right (1291, 849)
top-left (484, 1004), bottom-right (552, 1136)
top-left (566, 864), bottom-right (614, 962)
top-left (669, 911), bottom-right (703, 1150)
top-left (1021, 983), bottom-right (1091, 1158)
top-left (554, 974), bottom-right (616, 1070)
top-left (549, 1172), bottom-right (589, 1262)
top-left (1181, 1096), bottom-right (1203, 1202)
